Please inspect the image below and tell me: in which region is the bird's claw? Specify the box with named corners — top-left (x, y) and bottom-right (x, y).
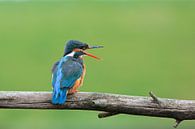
top-left (68, 89), bottom-right (79, 95)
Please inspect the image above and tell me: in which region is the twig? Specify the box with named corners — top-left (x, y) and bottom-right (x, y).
top-left (173, 119), bottom-right (182, 128)
top-left (149, 91), bottom-right (162, 106)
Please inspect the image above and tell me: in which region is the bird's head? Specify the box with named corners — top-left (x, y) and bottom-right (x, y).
top-left (70, 48), bottom-right (100, 60)
top-left (64, 40), bottom-right (103, 56)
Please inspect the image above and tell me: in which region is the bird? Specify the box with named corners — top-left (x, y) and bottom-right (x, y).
top-left (52, 40), bottom-right (103, 94)
top-left (52, 40), bottom-right (103, 105)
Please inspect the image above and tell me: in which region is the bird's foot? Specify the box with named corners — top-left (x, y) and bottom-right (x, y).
top-left (68, 89), bottom-right (78, 95)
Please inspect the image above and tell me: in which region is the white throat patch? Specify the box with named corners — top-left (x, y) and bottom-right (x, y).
top-left (66, 51), bottom-right (75, 57)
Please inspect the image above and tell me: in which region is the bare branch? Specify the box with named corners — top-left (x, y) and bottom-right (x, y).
top-left (0, 91), bottom-right (195, 127)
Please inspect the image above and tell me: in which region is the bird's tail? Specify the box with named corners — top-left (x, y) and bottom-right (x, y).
top-left (52, 87), bottom-right (68, 105)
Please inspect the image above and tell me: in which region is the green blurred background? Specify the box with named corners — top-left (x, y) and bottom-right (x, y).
top-left (0, 0), bottom-right (195, 129)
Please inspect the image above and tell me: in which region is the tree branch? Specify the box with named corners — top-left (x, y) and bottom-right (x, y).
top-left (0, 91), bottom-right (195, 127)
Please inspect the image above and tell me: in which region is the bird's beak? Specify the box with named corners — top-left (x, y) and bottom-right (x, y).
top-left (88, 45), bottom-right (104, 49)
top-left (83, 51), bottom-right (101, 60)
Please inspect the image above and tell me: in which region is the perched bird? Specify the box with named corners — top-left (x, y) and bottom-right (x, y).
top-left (52, 40), bottom-right (103, 105)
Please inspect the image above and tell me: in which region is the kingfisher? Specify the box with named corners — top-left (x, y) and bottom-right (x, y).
top-left (52, 40), bottom-right (103, 105)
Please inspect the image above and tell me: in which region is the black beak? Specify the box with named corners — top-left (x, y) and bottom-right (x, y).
top-left (88, 45), bottom-right (104, 49)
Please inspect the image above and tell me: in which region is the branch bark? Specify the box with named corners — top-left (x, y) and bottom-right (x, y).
top-left (0, 91), bottom-right (195, 127)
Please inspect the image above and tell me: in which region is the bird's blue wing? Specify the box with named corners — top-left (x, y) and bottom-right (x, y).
top-left (60, 59), bottom-right (83, 88)
top-left (52, 57), bottom-right (83, 88)
top-left (52, 56), bottom-right (83, 105)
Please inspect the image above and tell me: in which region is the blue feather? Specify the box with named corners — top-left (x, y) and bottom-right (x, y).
top-left (52, 66), bottom-right (67, 104)
top-left (52, 56), bottom-right (83, 105)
